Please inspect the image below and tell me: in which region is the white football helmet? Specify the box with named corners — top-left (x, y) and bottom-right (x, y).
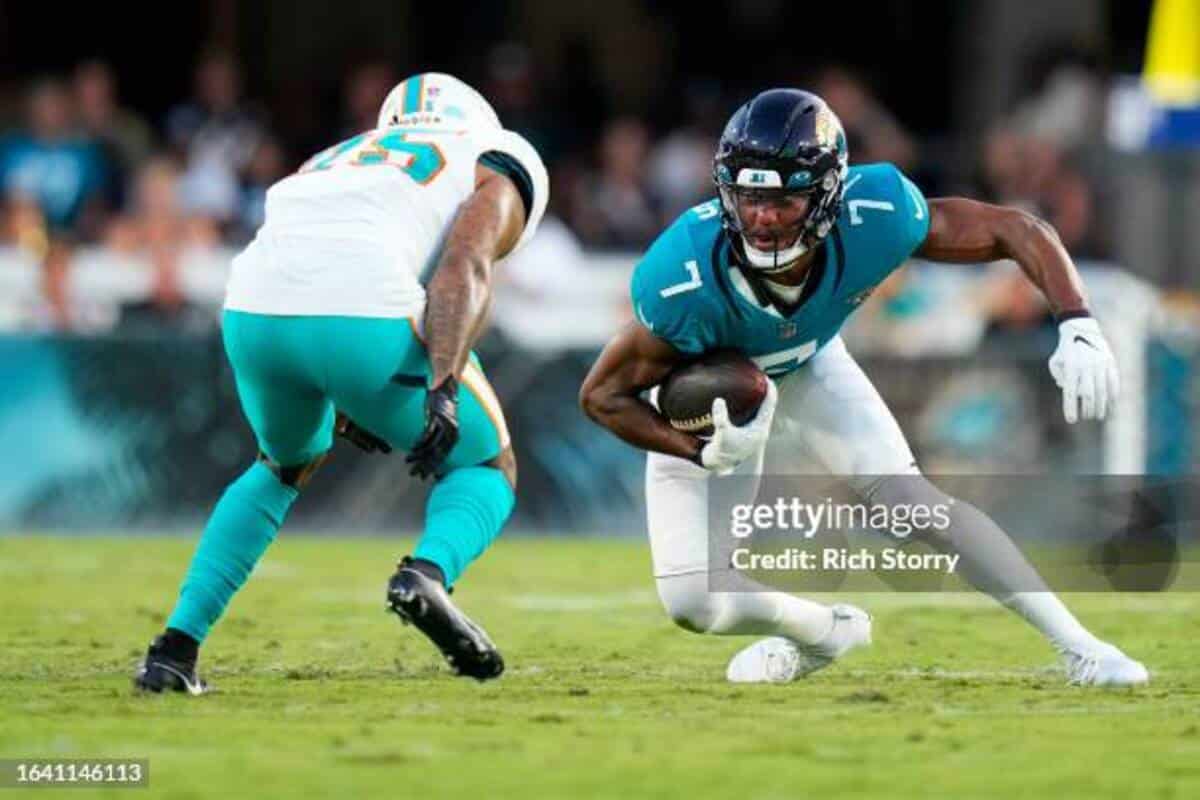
top-left (377, 72), bottom-right (501, 131)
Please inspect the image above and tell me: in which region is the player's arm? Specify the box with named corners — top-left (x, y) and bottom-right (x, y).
top-left (917, 197), bottom-right (1088, 316)
top-left (918, 197), bottom-right (1118, 423)
top-left (580, 323), bottom-right (706, 464)
top-left (406, 165), bottom-right (526, 477)
top-left (425, 164), bottom-right (525, 385)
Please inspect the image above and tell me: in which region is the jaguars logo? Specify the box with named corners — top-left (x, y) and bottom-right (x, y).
top-left (814, 106), bottom-right (841, 149)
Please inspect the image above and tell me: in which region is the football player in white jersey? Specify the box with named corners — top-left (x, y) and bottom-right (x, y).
top-left (135, 73), bottom-right (548, 693)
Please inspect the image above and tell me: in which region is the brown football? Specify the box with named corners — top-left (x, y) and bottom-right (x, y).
top-left (657, 350), bottom-right (768, 436)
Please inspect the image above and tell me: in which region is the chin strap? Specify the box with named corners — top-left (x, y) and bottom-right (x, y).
top-left (740, 235), bottom-right (808, 273)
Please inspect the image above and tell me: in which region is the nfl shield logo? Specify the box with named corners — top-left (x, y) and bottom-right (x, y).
top-left (778, 321), bottom-right (798, 338)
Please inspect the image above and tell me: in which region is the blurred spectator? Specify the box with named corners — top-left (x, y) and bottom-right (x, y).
top-left (0, 78), bottom-right (110, 240)
top-left (36, 240), bottom-right (74, 330)
top-left (166, 50), bottom-right (265, 226)
top-left (117, 250), bottom-right (213, 333)
top-left (980, 127), bottom-right (1096, 254)
top-left (73, 60), bottom-right (154, 204)
top-left (571, 117), bottom-right (660, 249)
top-left (485, 42), bottom-right (567, 166)
top-left (236, 136), bottom-right (287, 239)
top-left (106, 157), bottom-right (220, 254)
top-left (110, 158), bottom-right (216, 332)
top-left (814, 68), bottom-right (917, 171)
top-left (7, 198), bottom-right (112, 333)
top-left (1010, 47), bottom-right (1107, 154)
top-left (342, 60), bottom-right (397, 135)
top-left (647, 81), bottom-right (724, 223)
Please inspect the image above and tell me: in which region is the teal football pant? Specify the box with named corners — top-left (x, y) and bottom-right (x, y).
top-left (165, 310), bottom-right (515, 643)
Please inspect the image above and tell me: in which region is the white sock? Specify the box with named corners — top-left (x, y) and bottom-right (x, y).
top-left (1002, 592), bottom-right (1097, 652)
top-left (656, 572), bottom-right (835, 644)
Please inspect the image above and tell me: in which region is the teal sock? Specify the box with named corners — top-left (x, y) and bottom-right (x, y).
top-left (413, 466), bottom-right (515, 586)
top-left (166, 462), bottom-right (298, 643)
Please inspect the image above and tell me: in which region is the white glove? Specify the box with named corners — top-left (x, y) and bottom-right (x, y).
top-left (699, 380), bottom-right (778, 475)
top-left (1048, 317), bottom-right (1120, 424)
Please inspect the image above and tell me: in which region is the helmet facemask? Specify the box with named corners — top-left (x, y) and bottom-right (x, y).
top-left (715, 162), bottom-right (846, 274)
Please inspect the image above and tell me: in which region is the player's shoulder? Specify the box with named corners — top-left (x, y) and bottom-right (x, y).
top-left (836, 162), bottom-right (930, 276)
top-left (473, 126), bottom-right (550, 254)
top-left (630, 199), bottom-right (726, 354)
top-left (471, 126), bottom-right (547, 189)
top-left (841, 162), bottom-right (924, 207)
top-left (632, 200), bottom-right (723, 299)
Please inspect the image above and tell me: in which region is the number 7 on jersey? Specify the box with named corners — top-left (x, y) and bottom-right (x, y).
top-left (660, 260), bottom-right (703, 298)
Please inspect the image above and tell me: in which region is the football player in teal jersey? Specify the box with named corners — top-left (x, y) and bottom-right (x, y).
top-left (582, 88), bottom-right (1147, 686)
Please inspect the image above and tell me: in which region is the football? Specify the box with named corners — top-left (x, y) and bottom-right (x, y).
top-left (657, 350), bottom-right (768, 436)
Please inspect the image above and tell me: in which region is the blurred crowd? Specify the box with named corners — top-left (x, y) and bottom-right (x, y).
top-left (0, 44), bottom-right (1142, 339)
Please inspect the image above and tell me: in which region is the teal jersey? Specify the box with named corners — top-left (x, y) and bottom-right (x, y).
top-left (631, 163), bottom-right (930, 377)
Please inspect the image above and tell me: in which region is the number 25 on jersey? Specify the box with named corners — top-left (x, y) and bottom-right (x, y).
top-left (299, 131), bottom-right (446, 184)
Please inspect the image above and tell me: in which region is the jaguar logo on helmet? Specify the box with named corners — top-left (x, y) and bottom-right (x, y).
top-left (814, 106), bottom-right (841, 149)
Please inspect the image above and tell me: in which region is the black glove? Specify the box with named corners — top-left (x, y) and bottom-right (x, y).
top-left (335, 412), bottom-right (392, 454)
top-left (406, 376), bottom-right (460, 479)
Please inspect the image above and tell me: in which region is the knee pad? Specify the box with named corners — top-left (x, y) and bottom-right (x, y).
top-left (257, 450), bottom-right (328, 489)
top-left (656, 573), bottom-right (725, 633)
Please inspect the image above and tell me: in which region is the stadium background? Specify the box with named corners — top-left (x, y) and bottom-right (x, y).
top-left (0, 0), bottom-right (1196, 535)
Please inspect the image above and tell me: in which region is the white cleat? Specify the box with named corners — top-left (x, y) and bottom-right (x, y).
top-left (726, 604), bottom-right (872, 684)
top-left (1061, 641), bottom-right (1149, 687)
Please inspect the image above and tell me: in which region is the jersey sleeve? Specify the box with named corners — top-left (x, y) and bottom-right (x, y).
top-left (886, 163), bottom-right (931, 260)
top-left (476, 128), bottom-right (549, 255)
top-left (629, 219), bottom-right (708, 355)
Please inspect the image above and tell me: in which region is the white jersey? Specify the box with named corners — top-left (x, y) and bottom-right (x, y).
top-left (224, 125), bottom-right (548, 319)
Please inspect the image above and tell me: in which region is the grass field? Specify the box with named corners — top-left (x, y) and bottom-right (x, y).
top-left (2, 534), bottom-right (1198, 799)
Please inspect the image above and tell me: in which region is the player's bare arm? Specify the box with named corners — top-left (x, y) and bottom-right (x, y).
top-left (580, 323), bottom-right (707, 463)
top-left (919, 197), bottom-right (1119, 423)
top-left (424, 164), bottom-right (526, 388)
top-left (406, 164), bottom-right (526, 477)
top-left (919, 197), bottom-right (1087, 316)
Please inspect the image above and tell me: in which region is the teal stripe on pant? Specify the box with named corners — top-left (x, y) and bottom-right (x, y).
top-left (166, 462), bottom-right (298, 643)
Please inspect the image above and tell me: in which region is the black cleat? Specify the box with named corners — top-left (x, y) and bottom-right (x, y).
top-left (386, 558), bottom-right (504, 681)
top-left (133, 635), bottom-right (209, 695)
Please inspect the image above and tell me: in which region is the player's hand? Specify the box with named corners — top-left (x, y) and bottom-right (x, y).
top-left (699, 379), bottom-right (778, 475)
top-left (407, 377), bottom-right (460, 479)
top-left (335, 412), bottom-right (392, 454)
top-left (1048, 316), bottom-right (1120, 424)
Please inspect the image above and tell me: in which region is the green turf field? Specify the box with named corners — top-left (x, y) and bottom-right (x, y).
top-left (1, 535), bottom-right (1197, 799)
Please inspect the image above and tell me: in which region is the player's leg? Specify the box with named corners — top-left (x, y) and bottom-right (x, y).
top-left (328, 323), bottom-right (515, 588)
top-left (324, 321), bottom-right (514, 678)
top-left (781, 336), bottom-right (1147, 685)
top-left (646, 440), bottom-right (856, 682)
top-left (412, 357), bottom-right (516, 587)
top-left (137, 311), bottom-right (335, 694)
top-left (384, 365), bottom-right (515, 680)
